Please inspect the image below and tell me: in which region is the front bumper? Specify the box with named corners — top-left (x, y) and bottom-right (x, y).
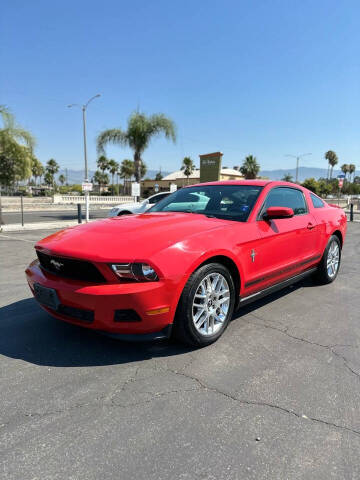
top-left (25, 260), bottom-right (175, 337)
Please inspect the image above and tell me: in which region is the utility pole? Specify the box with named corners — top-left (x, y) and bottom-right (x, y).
top-left (68, 94), bottom-right (101, 222)
top-left (285, 153), bottom-right (312, 183)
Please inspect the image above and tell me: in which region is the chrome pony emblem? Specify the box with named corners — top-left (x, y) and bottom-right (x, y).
top-left (50, 259), bottom-right (64, 270)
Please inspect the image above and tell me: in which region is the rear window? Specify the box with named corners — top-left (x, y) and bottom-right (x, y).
top-left (310, 193), bottom-right (324, 208)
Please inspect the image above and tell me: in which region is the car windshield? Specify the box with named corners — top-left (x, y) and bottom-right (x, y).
top-left (148, 185), bottom-right (263, 222)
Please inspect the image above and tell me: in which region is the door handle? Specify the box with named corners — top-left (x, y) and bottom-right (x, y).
top-left (307, 222), bottom-right (315, 230)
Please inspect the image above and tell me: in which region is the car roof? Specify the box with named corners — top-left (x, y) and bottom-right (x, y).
top-left (186, 180), bottom-right (274, 187)
top-left (183, 180), bottom-right (311, 190)
top-left (149, 191), bottom-right (171, 197)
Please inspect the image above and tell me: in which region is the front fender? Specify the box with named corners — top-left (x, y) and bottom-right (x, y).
top-left (151, 231), bottom-right (244, 321)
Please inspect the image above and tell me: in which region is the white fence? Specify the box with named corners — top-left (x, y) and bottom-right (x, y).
top-left (53, 195), bottom-right (134, 204)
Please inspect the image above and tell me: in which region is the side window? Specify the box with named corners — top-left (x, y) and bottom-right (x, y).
top-left (262, 187), bottom-right (308, 216)
top-left (310, 193), bottom-right (324, 208)
top-left (148, 193), bottom-right (166, 204)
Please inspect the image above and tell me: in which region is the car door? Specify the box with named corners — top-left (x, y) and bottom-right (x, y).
top-left (243, 186), bottom-right (319, 294)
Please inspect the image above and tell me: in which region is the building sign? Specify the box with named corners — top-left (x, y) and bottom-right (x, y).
top-left (199, 152), bottom-right (223, 183)
top-left (131, 182), bottom-right (140, 197)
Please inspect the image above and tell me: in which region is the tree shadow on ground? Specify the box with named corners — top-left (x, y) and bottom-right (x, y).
top-left (0, 277), bottom-right (315, 368)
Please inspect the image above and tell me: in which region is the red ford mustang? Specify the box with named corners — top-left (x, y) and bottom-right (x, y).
top-left (26, 181), bottom-right (347, 346)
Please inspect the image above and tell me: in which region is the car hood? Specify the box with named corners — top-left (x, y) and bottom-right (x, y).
top-left (35, 212), bottom-right (228, 262)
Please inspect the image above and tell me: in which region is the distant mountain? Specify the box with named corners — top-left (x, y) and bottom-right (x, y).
top-left (259, 166), bottom-right (360, 182)
top-left (57, 168), bottom-right (170, 184)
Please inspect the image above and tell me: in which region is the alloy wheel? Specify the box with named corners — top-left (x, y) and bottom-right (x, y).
top-left (192, 273), bottom-right (230, 336)
top-left (327, 240), bottom-right (340, 278)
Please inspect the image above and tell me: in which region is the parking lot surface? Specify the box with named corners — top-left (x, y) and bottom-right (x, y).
top-left (1, 224), bottom-right (360, 480)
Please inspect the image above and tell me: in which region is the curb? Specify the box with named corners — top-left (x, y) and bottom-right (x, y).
top-left (0, 220), bottom-right (96, 232)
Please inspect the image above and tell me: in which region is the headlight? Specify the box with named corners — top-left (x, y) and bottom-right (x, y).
top-left (110, 263), bottom-right (159, 282)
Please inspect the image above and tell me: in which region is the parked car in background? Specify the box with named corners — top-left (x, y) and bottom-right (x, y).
top-left (26, 181), bottom-right (347, 347)
top-left (108, 191), bottom-right (170, 217)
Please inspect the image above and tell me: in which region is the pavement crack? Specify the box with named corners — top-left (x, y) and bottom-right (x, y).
top-left (246, 313), bottom-right (360, 380)
top-left (163, 366), bottom-right (360, 438)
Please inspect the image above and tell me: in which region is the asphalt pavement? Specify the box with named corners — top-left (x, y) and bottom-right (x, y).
top-left (0, 224), bottom-right (360, 480)
top-left (2, 209), bottom-right (108, 224)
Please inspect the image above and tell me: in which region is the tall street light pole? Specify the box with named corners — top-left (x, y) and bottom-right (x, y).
top-left (68, 94), bottom-right (101, 222)
top-left (285, 153), bottom-right (312, 183)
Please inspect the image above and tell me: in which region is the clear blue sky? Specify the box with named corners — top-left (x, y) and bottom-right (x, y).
top-left (1, 0), bottom-right (359, 174)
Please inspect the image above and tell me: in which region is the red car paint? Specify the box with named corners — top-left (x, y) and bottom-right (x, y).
top-left (25, 181), bottom-right (347, 338)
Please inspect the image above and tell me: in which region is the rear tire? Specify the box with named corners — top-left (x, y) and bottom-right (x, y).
top-left (173, 263), bottom-right (236, 347)
top-left (316, 235), bottom-right (341, 284)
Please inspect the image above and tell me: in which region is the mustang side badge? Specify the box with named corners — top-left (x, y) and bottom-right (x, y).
top-left (250, 249), bottom-right (257, 263)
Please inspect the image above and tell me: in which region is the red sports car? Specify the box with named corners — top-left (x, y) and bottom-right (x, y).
top-left (26, 181), bottom-right (347, 346)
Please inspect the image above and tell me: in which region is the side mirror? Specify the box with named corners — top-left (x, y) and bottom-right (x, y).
top-left (264, 206), bottom-right (294, 219)
top-left (143, 199), bottom-right (149, 205)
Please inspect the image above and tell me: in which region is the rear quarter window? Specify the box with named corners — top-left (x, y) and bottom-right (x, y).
top-left (310, 193), bottom-right (325, 208)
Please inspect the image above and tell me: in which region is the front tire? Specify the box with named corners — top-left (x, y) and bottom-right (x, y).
top-left (316, 235), bottom-right (341, 284)
top-left (173, 263), bottom-right (236, 347)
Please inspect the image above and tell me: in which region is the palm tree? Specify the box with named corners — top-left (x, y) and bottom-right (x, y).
top-left (119, 159), bottom-right (135, 195)
top-left (0, 105), bottom-right (35, 151)
top-left (31, 157), bottom-right (44, 185)
top-left (349, 164), bottom-right (356, 182)
top-left (341, 164), bottom-right (349, 180)
top-left (108, 159), bottom-right (119, 186)
top-left (0, 105), bottom-right (35, 190)
top-left (97, 155), bottom-right (109, 173)
top-left (325, 151), bottom-right (338, 180)
top-left (155, 171), bottom-right (163, 181)
top-left (282, 173), bottom-right (293, 182)
top-left (240, 155), bottom-right (260, 179)
top-left (140, 162), bottom-right (147, 179)
top-left (181, 156), bottom-right (195, 184)
top-left (58, 174), bottom-right (66, 186)
top-left (97, 111), bottom-right (176, 182)
top-left (46, 159), bottom-right (60, 190)
top-left (93, 170), bottom-right (109, 191)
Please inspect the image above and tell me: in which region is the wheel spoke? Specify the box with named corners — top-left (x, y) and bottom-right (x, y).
top-left (209, 315), bottom-right (215, 332)
top-left (195, 293), bottom-right (206, 299)
top-left (194, 307), bottom-right (205, 322)
top-left (218, 296), bottom-right (230, 305)
top-left (195, 312), bottom-right (207, 328)
top-left (212, 274), bottom-right (220, 292)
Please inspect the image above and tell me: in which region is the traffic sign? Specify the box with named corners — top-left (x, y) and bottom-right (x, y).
top-left (154, 183), bottom-right (159, 193)
top-left (170, 183), bottom-right (177, 193)
top-left (131, 182), bottom-right (140, 197)
top-left (82, 182), bottom-right (93, 192)
top-left (338, 178), bottom-right (344, 189)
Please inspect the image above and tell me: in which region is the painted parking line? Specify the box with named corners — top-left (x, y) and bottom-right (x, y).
top-left (0, 234), bottom-right (38, 243)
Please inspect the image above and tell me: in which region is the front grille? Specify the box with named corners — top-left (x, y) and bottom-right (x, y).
top-left (36, 250), bottom-right (106, 283)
